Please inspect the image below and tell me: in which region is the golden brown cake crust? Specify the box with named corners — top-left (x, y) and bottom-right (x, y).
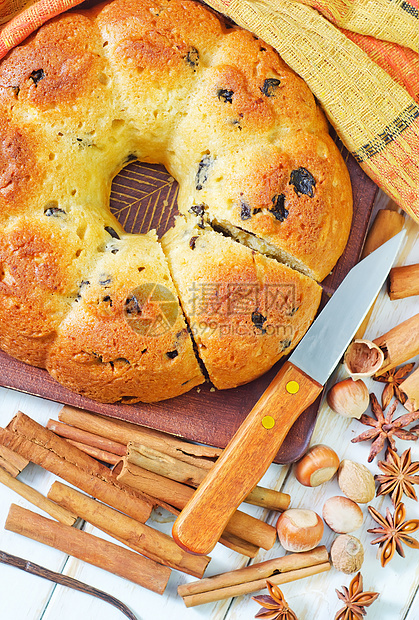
top-left (0, 0), bottom-right (352, 402)
top-left (46, 233), bottom-right (204, 403)
top-left (162, 215), bottom-right (322, 389)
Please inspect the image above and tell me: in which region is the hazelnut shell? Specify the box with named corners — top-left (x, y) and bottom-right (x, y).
top-left (327, 378), bottom-right (369, 419)
top-left (343, 339), bottom-right (384, 380)
top-left (276, 509), bottom-right (324, 552)
top-left (294, 444), bottom-right (340, 487)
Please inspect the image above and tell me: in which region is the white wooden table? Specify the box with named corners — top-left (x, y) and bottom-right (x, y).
top-left (0, 191), bottom-right (418, 620)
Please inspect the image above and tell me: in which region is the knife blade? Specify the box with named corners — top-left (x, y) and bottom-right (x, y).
top-left (172, 231), bottom-right (405, 556)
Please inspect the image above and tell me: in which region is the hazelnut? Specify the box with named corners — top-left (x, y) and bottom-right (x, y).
top-left (276, 508), bottom-right (324, 552)
top-left (294, 444), bottom-right (340, 487)
top-left (322, 496), bottom-right (363, 533)
top-left (327, 378), bottom-right (369, 419)
top-left (343, 339), bottom-right (384, 380)
top-left (330, 534), bottom-right (364, 573)
top-left (337, 460), bottom-right (375, 504)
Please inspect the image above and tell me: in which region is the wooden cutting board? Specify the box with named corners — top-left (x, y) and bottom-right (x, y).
top-left (0, 139), bottom-right (377, 463)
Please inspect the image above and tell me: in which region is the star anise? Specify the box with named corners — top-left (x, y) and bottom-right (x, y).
top-left (367, 502), bottom-right (419, 567)
top-left (375, 447), bottom-right (419, 505)
top-left (252, 581), bottom-right (298, 620)
top-left (335, 572), bottom-right (379, 620)
top-left (374, 362), bottom-right (415, 409)
top-left (351, 393), bottom-right (419, 461)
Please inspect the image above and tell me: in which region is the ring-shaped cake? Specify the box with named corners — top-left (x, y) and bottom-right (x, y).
top-left (0, 0), bottom-right (352, 402)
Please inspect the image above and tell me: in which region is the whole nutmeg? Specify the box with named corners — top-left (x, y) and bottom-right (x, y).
top-left (327, 378), bottom-right (369, 419)
top-left (322, 496), bottom-right (363, 533)
top-left (294, 444), bottom-right (340, 487)
top-left (276, 508), bottom-right (324, 552)
top-left (343, 339), bottom-right (384, 380)
top-left (330, 534), bottom-right (364, 573)
top-left (337, 460), bottom-right (375, 504)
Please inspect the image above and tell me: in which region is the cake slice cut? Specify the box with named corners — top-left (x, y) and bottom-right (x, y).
top-left (161, 215), bottom-right (322, 390)
top-left (46, 230), bottom-right (205, 403)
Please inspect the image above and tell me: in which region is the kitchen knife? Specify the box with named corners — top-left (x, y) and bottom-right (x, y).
top-left (172, 231), bottom-right (405, 555)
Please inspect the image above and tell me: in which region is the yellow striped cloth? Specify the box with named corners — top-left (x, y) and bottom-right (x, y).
top-left (0, 0), bottom-right (82, 54)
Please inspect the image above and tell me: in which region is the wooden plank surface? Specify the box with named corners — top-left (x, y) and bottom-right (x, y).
top-left (0, 145), bottom-right (377, 464)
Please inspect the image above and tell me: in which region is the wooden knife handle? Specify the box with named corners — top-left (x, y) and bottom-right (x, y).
top-left (172, 361), bottom-right (323, 555)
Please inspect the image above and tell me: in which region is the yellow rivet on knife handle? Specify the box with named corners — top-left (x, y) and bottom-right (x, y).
top-left (262, 416), bottom-right (275, 429)
top-left (286, 380), bottom-right (300, 394)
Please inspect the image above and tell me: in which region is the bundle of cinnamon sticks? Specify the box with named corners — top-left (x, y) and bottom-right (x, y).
top-left (0, 407), bottom-right (302, 601)
top-left (0, 411), bottom-right (211, 594)
top-left (50, 406), bottom-right (290, 556)
top-left (178, 546), bottom-right (330, 607)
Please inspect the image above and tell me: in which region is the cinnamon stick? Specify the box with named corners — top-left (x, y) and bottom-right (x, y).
top-left (0, 414), bottom-right (154, 523)
top-left (7, 413), bottom-right (111, 477)
top-left (0, 445), bottom-right (29, 477)
top-left (48, 481), bottom-right (210, 578)
top-left (400, 366), bottom-right (419, 412)
top-left (178, 546), bottom-right (330, 607)
top-left (216, 532), bottom-right (260, 558)
top-left (361, 209), bottom-right (405, 260)
top-left (247, 486), bottom-right (290, 512)
top-left (115, 459), bottom-right (277, 551)
top-left (354, 208), bottom-right (405, 339)
top-left (179, 545), bottom-right (328, 596)
top-left (182, 564), bottom-right (330, 607)
top-left (0, 467), bottom-right (77, 526)
top-left (388, 264), bottom-right (419, 300)
top-left (46, 419), bottom-right (126, 456)
top-left (127, 444), bottom-right (290, 512)
top-left (154, 501), bottom-right (260, 557)
top-left (5, 504), bottom-right (170, 594)
top-left (66, 440), bottom-right (121, 465)
top-left (373, 313), bottom-right (419, 376)
top-left (59, 406), bottom-right (221, 469)
top-left (127, 443), bottom-right (205, 486)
